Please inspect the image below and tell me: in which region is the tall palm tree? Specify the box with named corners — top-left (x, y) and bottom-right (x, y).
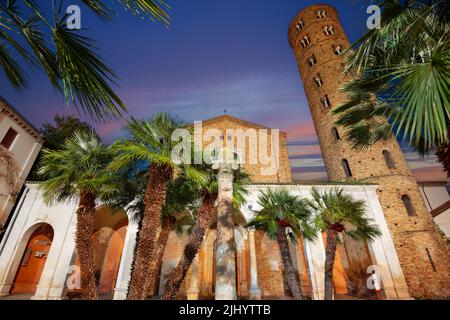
top-left (108, 113), bottom-right (202, 300)
top-left (161, 167), bottom-right (249, 300)
top-left (0, 1), bottom-right (169, 119)
top-left (38, 131), bottom-right (120, 300)
top-left (246, 188), bottom-right (316, 299)
top-left (144, 178), bottom-right (196, 298)
top-left (334, 0), bottom-right (450, 170)
top-left (306, 187), bottom-right (381, 300)
top-left (101, 167), bottom-right (193, 298)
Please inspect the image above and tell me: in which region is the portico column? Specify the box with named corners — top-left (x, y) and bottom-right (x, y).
top-left (213, 159), bottom-right (238, 300)
top-left (248, 227), bottom-right (261, 299)
top-left (113, 220), bottom-right (138, 300)
top-left (187, 254), bottom-right (200, 300)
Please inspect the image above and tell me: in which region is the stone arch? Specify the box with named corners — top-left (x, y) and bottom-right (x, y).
top-left (67, 205), bottom-right (128, 298)
top-left (4, 222), bottom-right (54, 296)
top-left (199, 227), bottom-right (248, 298)
top-left (257, 231), bottom-right (284, 297)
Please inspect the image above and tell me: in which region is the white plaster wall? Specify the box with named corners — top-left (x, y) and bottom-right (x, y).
top-left (240, 183), bottom-right (411, 300)
top-left (0, 182), bottom-right (411, 300)
top-left (0, 183), bottom-right (77, 299)
top-left (419, 183), bottom-right (450, 238)
top-left (0, 114), bottom-right (42, 226)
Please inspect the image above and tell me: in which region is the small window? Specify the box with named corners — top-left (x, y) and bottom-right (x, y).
top-left (323, 25), bottom-right (335, 36)
top-left (401, 195), bottom-right (415, 216)
top-left (383, 150), bottom-right (396, 169)
top-left (1, 128), bottom-right (18, 150)
top-left (308, 55), bottom-right (317, 67)
top-left (342, 159), bottom-right (352, 178)
top-left (321, 95), bottom-right (331, 108)
top-left (333, 44), bottom-right (343, 55)
top-left (314, 74), bottom-right (323, 87)
top-left (296, 20), bottom-right (305, 31)
top-left (332, 127), bottom-right (340, 141)
top-left (317, 10), bottom-right (327, 19)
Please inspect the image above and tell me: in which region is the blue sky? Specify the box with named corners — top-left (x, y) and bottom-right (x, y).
top-left (0, 0), bottom-right (446, 181)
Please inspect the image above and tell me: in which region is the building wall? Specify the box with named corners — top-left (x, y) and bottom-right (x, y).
top-left (0, 99), bottom-right (43, 229)
top-left (419, 182), bottom-right (450, 238)
top-left (197, 115), bottom-right (292, 183)
top-left (0, 182), bottom-right (410, 300)
top-left (288, 4), bottom-right (450, 298)
top-left (0, 184), bottom-right (77, 299)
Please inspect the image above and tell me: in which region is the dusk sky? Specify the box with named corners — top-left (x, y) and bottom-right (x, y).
top-left (0, 0), bottom-right (446, 182)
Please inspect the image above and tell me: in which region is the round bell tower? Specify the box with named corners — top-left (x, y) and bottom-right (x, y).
top-left (288, 4), bottom-right (449, 298)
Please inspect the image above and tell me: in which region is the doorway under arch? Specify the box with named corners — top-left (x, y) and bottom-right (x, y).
top-left (67, 206), bottom-right (128, 298)
top-left (10, 223), bottom-right (54, 295)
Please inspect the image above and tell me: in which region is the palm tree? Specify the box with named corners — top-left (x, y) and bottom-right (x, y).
top-left (38, 131), bottom-right (120, 300)
top-left (144, 178), bottom-right (196, 298)
top-left (246, 188), bottom-right (316, 299)
top-left (161, 167), bottom-right (249, 300)
top-left (334, 0), bottom-right (450, 171)
top-left (306, 187), bottom-right (381, 300)
top-left (108, 113), bottom-right (202, 300)
top-left (0, 1), bottom-right (169, 119)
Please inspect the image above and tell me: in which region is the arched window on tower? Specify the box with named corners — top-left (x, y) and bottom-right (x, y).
top-left (300, 35), bottom-right (310, 48)
top-left (331, 127), bottom-right (340, 141)
top-left (320, 94), bottom-right (331, 108)
top-left (382, 150), bottom-right (396, 169)
top-left (314, 74), bottom-right (323, 87)
top-left (308, 54), bottom-right (317, 67)
top-left (296, 20), bottom-right (305, 31)
top-left (333, 44), bottom-right (343, 55)
top-left (342, 159), bottom-right (352, 178)
top-left (323, 25), bottom-right (335, 36)
top-left (401, 195), bottom-right (415, 216)
top-left (317, 10), bottom-right (327, 19)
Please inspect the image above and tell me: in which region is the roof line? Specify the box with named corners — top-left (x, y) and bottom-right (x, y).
top-left (0, 96), bottom-right (41, 137)
top-left (192, 114), bottom-right (287, 135)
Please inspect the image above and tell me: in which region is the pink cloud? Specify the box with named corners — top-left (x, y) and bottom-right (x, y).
top-left (412, 166), bottom-right (448, 182)
top-left (285, 122), bottom-right (317, 141)
top-left (288, 144), bottom-right (322, 157)
top-left (95, 120), bottom-right (126, 137)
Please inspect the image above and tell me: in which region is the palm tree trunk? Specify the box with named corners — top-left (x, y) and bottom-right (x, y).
top-left (76, 192), bottom-right (98, 300)
top-left (161, 196), bottom-right (215, 300)
top-left (276, 228), bottom-right (302, 299)
top-left (436, 125), bottom-right (450, 178)
top-left (144, 216), bottom-right (173, 298)
top-left (127, 164), bottom-right (172, 300)
top-left (324, 227), bottom-right (338, 300)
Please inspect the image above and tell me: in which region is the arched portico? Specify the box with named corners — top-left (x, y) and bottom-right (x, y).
top-left (0, 222), bottom-right (54, 297)
top-left (10, 223), bottom-right (54, 295)
top-left (66, 205), bottom-right (129, 299)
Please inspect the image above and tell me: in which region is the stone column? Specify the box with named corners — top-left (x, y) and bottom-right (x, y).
top-left (362, 187), bottom-right (411, 299)
top-left (248, 227), bottom-right (261, 299)
top-left (113, 220), bottom-right (138, 300)
top-left (213, 160), bottom-right (238, 300)
top-left (187, 254), bottom-right (200, 300)
top-left (303, 235), bottom-right (326, 300)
